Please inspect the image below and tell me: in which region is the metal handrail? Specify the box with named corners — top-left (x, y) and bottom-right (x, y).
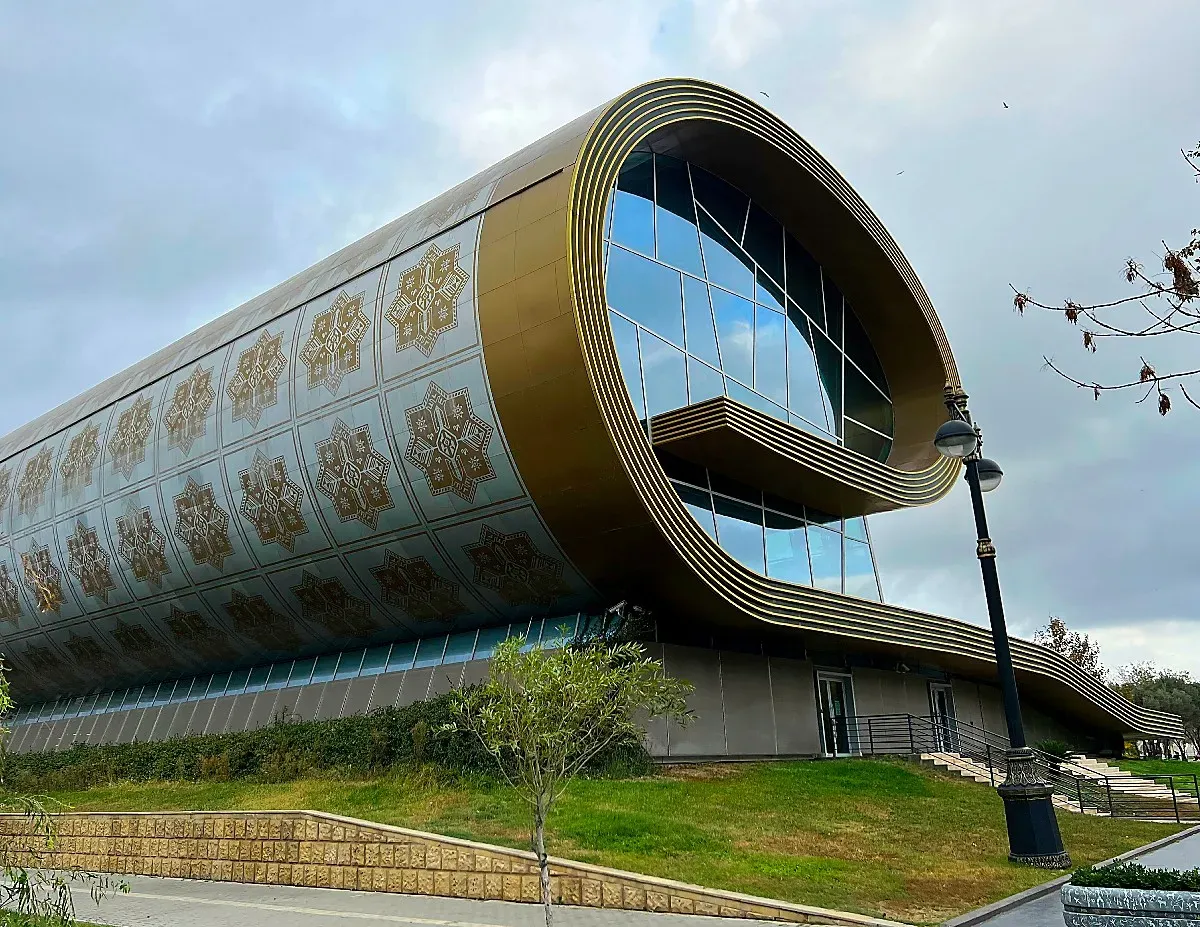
top-left (840, 713), bottom-right (1199, 822)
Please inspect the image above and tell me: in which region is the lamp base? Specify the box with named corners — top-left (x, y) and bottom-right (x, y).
top-left (998, 748), bottom-right (1072, 870)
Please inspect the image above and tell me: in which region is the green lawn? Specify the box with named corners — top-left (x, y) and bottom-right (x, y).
top-left (1115, 758), bottom-right (1200, 778)
top-left (44, 758), bottom-right (1182, 924)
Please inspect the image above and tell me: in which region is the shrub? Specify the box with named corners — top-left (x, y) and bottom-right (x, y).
top-left (1, 688), bottom-right (653, 793)
top-left (1072, 862), bottom-right (1200, 891)
top-left (1035, 739), bottom-right (1073, 762)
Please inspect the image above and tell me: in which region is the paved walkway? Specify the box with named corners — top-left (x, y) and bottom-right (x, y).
top-left (968, 828), bottom-right (1200, 927)
top-left (70, 876), bottom-right (789, 927)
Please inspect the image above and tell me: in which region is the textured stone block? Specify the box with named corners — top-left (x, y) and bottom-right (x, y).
top-left (433, 871), bottom-right (450, 895)
top-left (670, 896), bottom-right (695, 914)
top-left (582, 879), bottom-right (602, 907)
top-left (484, 873), bottom-right (503, 897)
top-left (402, 869), bottom-right (418, 893)
top-left (623, 885), bottom-right (646, 910)
top-left (417, 869), bottom-right (435, 894)
top-left (467, 873), bottom-right (485, 898)
top-left (646, 890), bottom-right (669, 912)
top-left (602, 882), bottom-right (623, 907)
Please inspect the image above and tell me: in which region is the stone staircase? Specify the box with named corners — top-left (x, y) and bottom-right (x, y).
top-left (1063, 755), bottom-right (1200, 808)
top-left (918, 752), bottom-right (1102, 814)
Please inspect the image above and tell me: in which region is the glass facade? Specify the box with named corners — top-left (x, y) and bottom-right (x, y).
top-left (606, 150), bottom-right (889, 599)
top-left (10, 616), bottom-right (582, 728)
top-left (660, 452), bottom-right (882, 601)
top-left (605, 150), bottom-right (894, 459)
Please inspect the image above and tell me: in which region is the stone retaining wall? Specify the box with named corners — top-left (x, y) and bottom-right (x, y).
top-left (0, 810), bottom-right (903, 926)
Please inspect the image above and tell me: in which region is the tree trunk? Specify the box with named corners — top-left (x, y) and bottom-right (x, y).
top-left (533, 796), bottom-right (552, 927)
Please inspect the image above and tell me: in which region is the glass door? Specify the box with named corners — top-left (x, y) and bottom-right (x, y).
top-left (817, 673), bottom-right (855, 756)
top-left (929, 682), bottom-right (957, 751)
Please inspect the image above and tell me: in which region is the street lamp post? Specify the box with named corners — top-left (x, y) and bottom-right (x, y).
top-left (934, 385), bottom-right (1071, 870)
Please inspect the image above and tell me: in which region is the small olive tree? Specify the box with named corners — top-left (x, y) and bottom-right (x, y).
top-left (443, 634), bottom-right (692, 927)
top-left (0, 662), bottom-right (126, 926)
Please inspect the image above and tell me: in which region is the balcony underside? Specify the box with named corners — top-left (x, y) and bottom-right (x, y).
top-left (649, 397), bottom-right (959, 518)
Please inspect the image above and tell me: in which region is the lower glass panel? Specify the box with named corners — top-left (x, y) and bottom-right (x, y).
top-left (807, 524), bottom-right (843, 593)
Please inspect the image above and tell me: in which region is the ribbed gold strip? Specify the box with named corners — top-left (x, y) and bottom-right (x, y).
top-left (564, 79), bottom-right (1182, 739)
top-left (651, 398), bottom-right (960, 510)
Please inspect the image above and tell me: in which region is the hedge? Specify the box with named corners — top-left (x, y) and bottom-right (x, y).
top-left (0, 690), bottom-right (653, 793)
top-left (1072, 862), bottom-right (1200, 891)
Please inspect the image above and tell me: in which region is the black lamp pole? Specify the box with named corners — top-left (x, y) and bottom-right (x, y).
top-left (942, 386), bottom-right (1071, 869)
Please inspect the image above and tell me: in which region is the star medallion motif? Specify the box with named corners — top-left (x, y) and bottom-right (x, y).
top-left (0, 564), bottom-right (22, 623)
top-left (299, 289), bottom-right (370, 394)
top-left (16, 445), bottom-right (54, 518)
top-left (223, 589), bottom-right (303, 651)
top-left (238, 451), bottom-right (309, 553)
top-left (227, 329), bottom-right (288, 426)
top-left (108, 395), bottom-right (154, 480)
top-left (173, 475), bottom-right (234, 570)
top-left (463, 525), bottom-right (568, 608)
top-left (64, 632), bottom-right (105, 665)
top-left (166, 605), bottom-right (238, 662)
top-left (404, 382), bottom-right (495, 502)
top-left (110, 620), bottom-right (173, 669)
top-left (115, 505), bottom-right (171, 589)
top-left (385, 242), bottom-right (469, 356)
top-left (20, 541), bottom-right (63, 613)
top-left (370, 550), bottom-right (464, 623)
top-left (164, 366), bottom-right (216, 454)
top-left (66, 519), bottom-right (117, 603)
top-left (315, 419), bottom-right (394, 529)
top-left (59, 424), bottom-right (101, 495)
top-left (291, 571), bottom-right (376, 637)
top-left (23, 644), bottom-right (61, 673)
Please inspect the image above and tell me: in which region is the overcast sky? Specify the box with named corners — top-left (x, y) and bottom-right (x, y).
top-left (1, 1), bottom-right (1196, 677)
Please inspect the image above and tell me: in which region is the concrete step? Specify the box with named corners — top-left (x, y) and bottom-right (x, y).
top-left (915, 751), bottom-right (1199, 818)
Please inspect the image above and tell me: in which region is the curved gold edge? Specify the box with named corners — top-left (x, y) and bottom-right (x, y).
top-left (565, 79), bottom-right (1182, 740)
top-left (650, 397), bottom-right (960, 511)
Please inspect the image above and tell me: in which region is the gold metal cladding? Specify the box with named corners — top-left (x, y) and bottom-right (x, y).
top-left (478, 78), bottom-right (1179, 739)
top-left (651, 398), bottom-right (959, 517)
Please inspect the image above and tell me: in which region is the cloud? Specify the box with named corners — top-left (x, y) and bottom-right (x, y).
top-left (0, 0), bottom-right (1197, 686)
top-left (405, 0), bottom-right (673, 166)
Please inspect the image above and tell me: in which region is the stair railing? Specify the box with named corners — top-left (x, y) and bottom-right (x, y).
top-left (841, 713), bottom-right (1199, 822)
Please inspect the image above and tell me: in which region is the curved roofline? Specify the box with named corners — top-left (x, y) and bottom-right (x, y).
top-left (475, 77), bottom-right (1182, 740)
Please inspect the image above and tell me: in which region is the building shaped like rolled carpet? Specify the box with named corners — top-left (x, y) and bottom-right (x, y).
top-left (1, 79), bottom-right (1183, 757)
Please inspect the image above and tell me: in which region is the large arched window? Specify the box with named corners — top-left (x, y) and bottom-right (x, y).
top-left (605, 150), bottom-right (887, 600)
top-left (605, 150), bottom-right (894, 462)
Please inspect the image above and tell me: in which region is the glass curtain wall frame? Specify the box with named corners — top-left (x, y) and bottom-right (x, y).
top-left (10, 616), bottom-right (587, 728)
top-left (604, 150), bottom-right (895, 461)
top-left (657, 453), bottom-right (884, 602)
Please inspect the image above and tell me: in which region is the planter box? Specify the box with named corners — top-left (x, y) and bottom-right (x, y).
top-left (1062, 883), bottom-right (1200, 927)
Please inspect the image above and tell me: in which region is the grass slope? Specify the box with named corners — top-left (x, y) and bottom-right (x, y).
top-left (1115, 758), bottom-right (1200, 778)
top-left (48, 758), bottom-right (1180, 925)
